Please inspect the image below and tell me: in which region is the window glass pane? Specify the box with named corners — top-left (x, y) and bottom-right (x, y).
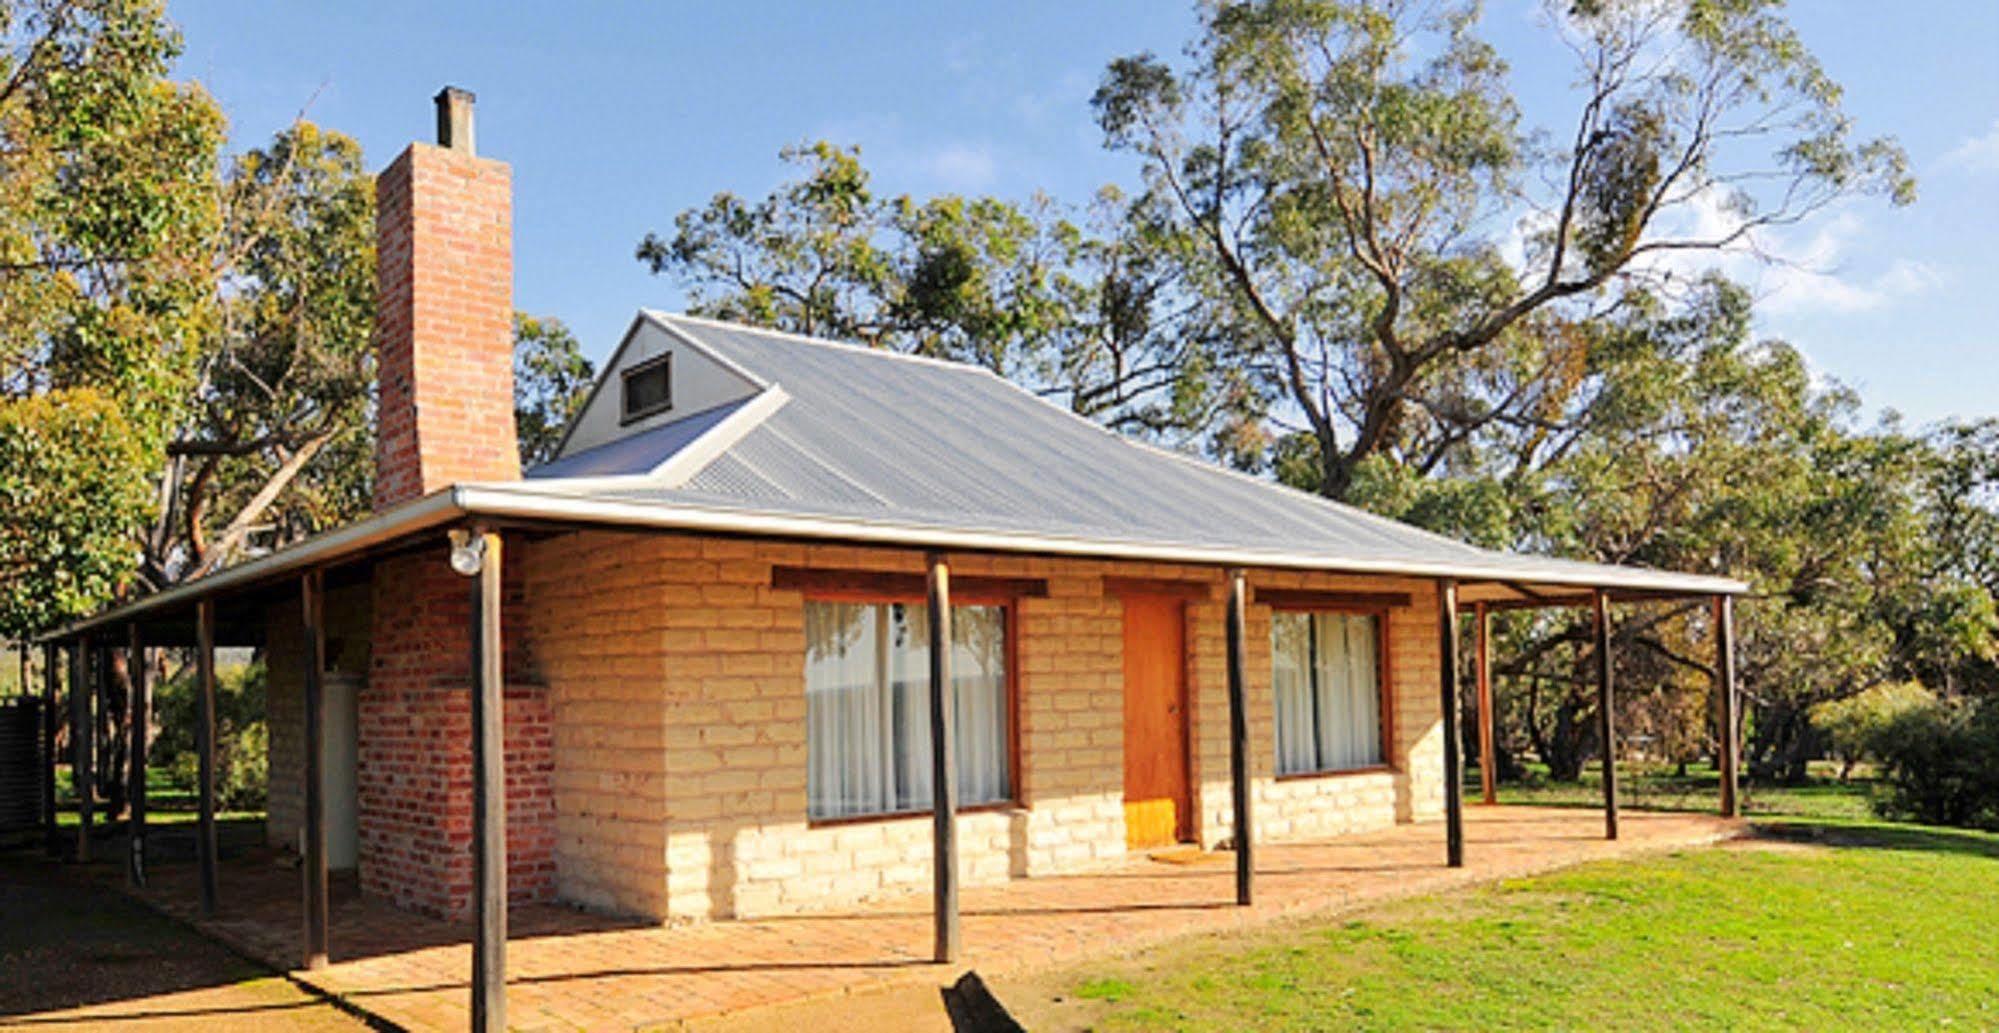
top-left (1270, 611), bottom-right (1383, 774)
top-left (1271, 611), bottom-right (1315, 776)
top-left (805, 600), bottom-right (1011, 820)
top-left (622, 358), bottom-right (671, 420)
top-left (805, 602), bottom-right (888, 819)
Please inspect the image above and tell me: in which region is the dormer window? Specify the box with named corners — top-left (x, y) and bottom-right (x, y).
top-left (620, 353), bottom-right (672, 424)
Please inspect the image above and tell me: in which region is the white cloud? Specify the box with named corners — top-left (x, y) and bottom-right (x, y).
top-left (1618, 189), bottom-right (1942, 317)
top-left (922, 143), bottom-right (1000, 192)
top-left (1943, 119), bottom-right (1999, 173)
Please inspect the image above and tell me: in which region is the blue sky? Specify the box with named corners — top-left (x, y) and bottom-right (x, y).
top-left (169, 1), bottom-right (1999, 427)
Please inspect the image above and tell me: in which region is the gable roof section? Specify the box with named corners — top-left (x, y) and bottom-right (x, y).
top-left (487, 311), bottom-right (1741, 595)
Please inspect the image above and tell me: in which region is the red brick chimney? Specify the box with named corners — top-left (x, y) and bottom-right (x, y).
top-left (372, 86), bottom-right (519, 510)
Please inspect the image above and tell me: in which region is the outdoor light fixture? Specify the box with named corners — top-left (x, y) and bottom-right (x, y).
top-left (449, 529), bottom-right (487, 577)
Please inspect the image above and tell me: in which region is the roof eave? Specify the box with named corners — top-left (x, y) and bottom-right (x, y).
top-left (39, 479), bottom-right (1748, 644)
top-left (35, 488), bottom-right (470, 643)
top-left (455, 484), bottom-right (1751, 596)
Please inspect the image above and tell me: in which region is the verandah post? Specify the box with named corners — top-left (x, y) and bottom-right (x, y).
top-left (1714, 594), bottom-right (1739, 819)
top-left (1593, 590), bottom-right (1618, 841)
top-left (926, 551), bottom-right (960, 963)
top-left (196, 599), bottom-right (219, 914)
top-left (42, 643), bottom-right (59, 857)
top-left (1225, 567), bottom-right (1252, 905)
top-left (302, 570), bottom-right (329, 970)
top-left (70, 642), bottom-right (90, 863)
top-left (1438, 579), bottom-right (1464, 868)
top-left (466, 529), bottom-right (508, 1032)
top-left (1474, 600), bottom-right (1496, 806)
top-left (128, 625), bottom-right (149, 887)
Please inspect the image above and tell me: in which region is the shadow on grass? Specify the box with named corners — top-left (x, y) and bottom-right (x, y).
top-left (1749, 819), bottom-right (1999, 861)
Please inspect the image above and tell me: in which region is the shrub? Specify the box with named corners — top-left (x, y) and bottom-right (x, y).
top-left (1811, 681), bottom-right (1936, 779)
top-left (154, 658), bottom-right (269, 811)
top-left (1867, 697), bottom-right (1999, 829)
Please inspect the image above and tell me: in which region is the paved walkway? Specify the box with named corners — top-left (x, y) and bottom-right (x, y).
top-left (0, 848), bottom-right (368, 1032)
top-left (128, 807), bottom-right (1739, 1030)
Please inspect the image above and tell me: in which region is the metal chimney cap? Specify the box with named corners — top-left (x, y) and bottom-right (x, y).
top-left (434, 86), bottom-right (476, 153)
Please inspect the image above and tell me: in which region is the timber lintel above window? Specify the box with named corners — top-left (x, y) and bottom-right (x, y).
top-left (1253, 587), bottom-right (1412, 611)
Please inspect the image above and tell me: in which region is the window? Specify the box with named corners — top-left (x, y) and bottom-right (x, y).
top-left (1271, 611), bottom-right (1384, 775)
top-left (804, 600), bottom-right (1012, 821)
top-left (620, 353), bottom-right (672, 423)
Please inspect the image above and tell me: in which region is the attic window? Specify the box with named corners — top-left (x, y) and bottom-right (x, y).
top-left (620, 353), bottom-right (672, 424)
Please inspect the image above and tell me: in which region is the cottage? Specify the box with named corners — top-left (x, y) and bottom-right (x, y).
top-left (41, 91), bottom-right (1744, 1026)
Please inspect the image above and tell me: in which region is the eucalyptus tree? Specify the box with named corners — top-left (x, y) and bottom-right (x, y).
top-left (514, 313), bottom-right (595, 467)
top-left (1094, 0), bottom-right (1914, 498)
top-left (0, 0), bottom-right (223, 638)
top-left (639, 142), bottom-right (1245, 443)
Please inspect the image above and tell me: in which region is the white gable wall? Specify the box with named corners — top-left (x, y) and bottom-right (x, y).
top-left (557, 317), bottom-right (765, 458)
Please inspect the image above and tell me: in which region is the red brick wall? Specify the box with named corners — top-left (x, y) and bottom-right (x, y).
top-left (359, 548), bottom-right (553, 919)
top-left (372, 142), bottom-right (519, 511)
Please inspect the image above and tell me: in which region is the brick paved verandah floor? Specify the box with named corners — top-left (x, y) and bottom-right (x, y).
top-left (127, 806), bottom-right (1740, 1031)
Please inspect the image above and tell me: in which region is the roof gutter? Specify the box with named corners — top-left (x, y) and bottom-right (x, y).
top-left (35, 489), bottom-right (469, 643)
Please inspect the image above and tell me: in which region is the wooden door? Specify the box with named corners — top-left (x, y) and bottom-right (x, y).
top-left (1122, 595), bottom-right (1190, 848)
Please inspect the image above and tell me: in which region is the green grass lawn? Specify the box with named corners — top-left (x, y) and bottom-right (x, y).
top-left (48, 766), bottom-right (263, 827)
top-left (1014, 820), bottom-right (1999, 1031)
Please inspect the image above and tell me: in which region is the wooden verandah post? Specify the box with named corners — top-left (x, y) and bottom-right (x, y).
top-left (1593, 590), bottom-right (1618, 841)
top-left (127, 625), bottom-right (149, 887)
top-left (466, 528), bottom-right (508, 1033)
top-left (1714, 595), bottom-right (1739, 818)
top-left (41, 643), bottom-right (59, 857)
top-left (196, 599), bottom-right (219, 915)
top-left (302, 570), bottom-right (329, 970)
top-left (926, 552), bottom-right (960, 963)
top-left (1225, 568), bottom-right (1252, 905)
top-left (70, 642), bottom-right (90, 863)
top-left (1473, 601), bottom-right (1496, 806)
top-left (1438, 579), bottom-right (1464, 868)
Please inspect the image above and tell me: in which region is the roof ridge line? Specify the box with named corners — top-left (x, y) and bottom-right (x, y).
top-left (649, 384), bottom-right (791, 488)
top-left (646, 310), bottom-right (1004, 377)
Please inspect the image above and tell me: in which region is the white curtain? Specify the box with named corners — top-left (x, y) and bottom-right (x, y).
top-left (806, 601), bottom-right (1010, 820)
top-left (806, 602), bottom-right (888, 819)
top-left (1272, 611), bottom-right (1383, 775)
top-left (1272, 612), bottom-right (1316, 775)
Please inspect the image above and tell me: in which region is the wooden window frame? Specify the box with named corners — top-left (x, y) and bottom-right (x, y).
top-left (797, 583), bottom-right (1025, 828)
top-left (618, 352), bottom-right (673, 425)
top-left (1265, 597), bottom-right (1398, 780)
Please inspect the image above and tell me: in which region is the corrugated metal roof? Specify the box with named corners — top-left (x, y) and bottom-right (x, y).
top-left (499, 312), bottom-right (1742, 595)
top-left (526, 396), bottom-right (754, 479)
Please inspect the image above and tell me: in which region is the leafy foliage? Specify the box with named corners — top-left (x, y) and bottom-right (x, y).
top-left (639, 142), bottom-right (1249, 442)
top-left (0, 0), bottom-right (223, 634)
top-left (146, 122), bottom-right (378, 586)
top-left (1811, 681), bottom-right (1935, 779)
top-left (1094, 0), bottom-right (1913, 496)
top-left (514, 313), bottom-right (595, 467)
top-left (152, 658), bottom-right (267, 811)
top-left (1868, 696), bottom-right (1999, 830)
top-left (1346, 275), bottom-right (1993, 781)
top-left (0, 391), bottom-right (151, 637)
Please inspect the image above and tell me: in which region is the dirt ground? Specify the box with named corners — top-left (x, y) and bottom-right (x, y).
top-left (0, 844), bottom-right (372, 1031)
